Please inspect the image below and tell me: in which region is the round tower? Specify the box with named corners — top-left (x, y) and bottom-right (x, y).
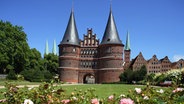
top-left (58, 10), bottom-right (80, 83)
top-left (98, 8), bottom-right (124, 83)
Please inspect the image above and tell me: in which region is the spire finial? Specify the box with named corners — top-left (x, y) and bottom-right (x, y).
top-left (72, 0), bottom-right (74, 12)
top-left (110, 0), bottom-right (112, 11)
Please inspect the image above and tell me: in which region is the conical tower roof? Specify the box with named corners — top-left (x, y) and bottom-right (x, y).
top-left (101, 8), bottom-right (122, 45)
top-left (60, 10), bottom-right (80, 46)
top-left (125, 31), bottom-right (131, 50)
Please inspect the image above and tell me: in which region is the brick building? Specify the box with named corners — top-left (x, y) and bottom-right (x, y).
top-left (147, 55), bottom-right (161, 74)
top-left (129, 52), bottom-right (147, 71)
top-left (58, 8), bottom-right (131, 83)
top-left (128, 53), bottom-right (184, 74)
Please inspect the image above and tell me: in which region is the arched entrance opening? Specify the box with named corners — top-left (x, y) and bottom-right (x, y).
top-left (83, 73), bottom-right (95, 84)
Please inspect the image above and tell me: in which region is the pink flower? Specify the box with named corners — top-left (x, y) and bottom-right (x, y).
top-left (108, 95), bottom-right (114, 100)
top-left (135, 88), bottom-right (142, 94)
top-left (91, 98), bottom-right (99, 104)
top-left (173, 88), bottom-right (184, 93)
top-left (119, 98), bottom-right (134, 104)
top-left (61, 99), bottom-right (70, 104)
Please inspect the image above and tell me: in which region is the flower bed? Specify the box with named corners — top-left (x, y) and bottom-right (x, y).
top-left (0, 82), bottom-right (184, 104)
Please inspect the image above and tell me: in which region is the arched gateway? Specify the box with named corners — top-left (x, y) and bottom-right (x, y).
top-left (83, 73), bottom-right (95, 84)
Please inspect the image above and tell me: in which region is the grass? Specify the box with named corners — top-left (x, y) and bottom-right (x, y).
top-left (0, 79), bottom-right (41, 86)
top-left (61, 84), bottom-right (145, 98)
top-left (0, 89), bottom-right (5, 99)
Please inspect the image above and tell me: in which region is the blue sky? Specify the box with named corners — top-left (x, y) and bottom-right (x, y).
top-left (1, 0), bottom-right (184, 62)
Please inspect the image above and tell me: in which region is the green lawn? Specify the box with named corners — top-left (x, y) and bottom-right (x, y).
top-left (61, 84), bottom-right (145, 98)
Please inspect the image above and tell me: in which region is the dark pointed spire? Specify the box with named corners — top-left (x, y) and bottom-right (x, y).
top-left (125, 30), bottom-right (131, 50)
top-left (101, 7), bottom-right (122, 45)
top-left (60, 9), bottom-right (80, 46)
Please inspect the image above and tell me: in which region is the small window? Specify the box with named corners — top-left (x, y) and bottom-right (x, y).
top-left (107, 38), bottom-right (110, 41)
top-left (107, 47), bottom-right (111, 53)
top-left (62, 47), bottom-right (65, 52)
top-left (73, 48), bottom-right (76, 52)
top-left (86, 50), bottom-right (89, 54)
top-left (89, 50), bottom-right (91, 54)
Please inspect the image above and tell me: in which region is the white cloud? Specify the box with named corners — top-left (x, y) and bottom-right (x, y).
top-left (173, 55), bottom-right (184, 62)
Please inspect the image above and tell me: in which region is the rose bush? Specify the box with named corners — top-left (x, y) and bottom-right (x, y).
top-left (147, 68), bottom-right (184, 86)
top-left (0, 82), bottom-right (184, 104)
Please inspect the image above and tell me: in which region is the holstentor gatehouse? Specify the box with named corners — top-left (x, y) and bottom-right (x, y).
top-left (58, 7), bottom-right (131, 84)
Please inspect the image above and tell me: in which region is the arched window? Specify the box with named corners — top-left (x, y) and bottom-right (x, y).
top-left (86, 50), bottom-right (89, 54)
top-left (92, 50), bottom-right (94, 54)
top-left (89, 50), bottom-right (91, 54)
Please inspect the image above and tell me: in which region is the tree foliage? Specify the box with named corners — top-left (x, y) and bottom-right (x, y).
top-left (6, 69), bottom-right (17, 80)
top-left (0, 21), bottom-right (30, 73)
top-left (0, 20), bottom-right (59, 82)
top-left (44, 53), bottom-right (58, 74)
top-left (120, 65), bottom-right (147, 83)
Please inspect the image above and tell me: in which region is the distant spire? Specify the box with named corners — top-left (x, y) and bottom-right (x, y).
top-left (45, 40), bottom-right (49, 55)
top-left (125, 30), bottom-right (131, 50)
top-left (60, 8), bottom-right (80, 46)
top-left (101, 6), bottom-right (122, 45)
top-left (52, 40), bottom-right (57, 55)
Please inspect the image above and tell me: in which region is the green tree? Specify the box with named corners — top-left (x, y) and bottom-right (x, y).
top-left (134, 65), bottom-right (147, 81)
top-left (27, 48), bottom-right (42, 70)
top-left (119, 68), bottom-right (134, 83)
top-left (6, 69), bottom-right (17, 80)
top-left (120, 65), bottom-right (147, 83)
top-left (44, 53), bottom-right (58, 74)
top-left (0, 21), bottom-right (30, 74)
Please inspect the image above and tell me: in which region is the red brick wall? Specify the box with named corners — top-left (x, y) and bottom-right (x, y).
top-left (58, 68), bottom-right (78, 83)
top-left (97, 69), bottom-right (123, 83)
